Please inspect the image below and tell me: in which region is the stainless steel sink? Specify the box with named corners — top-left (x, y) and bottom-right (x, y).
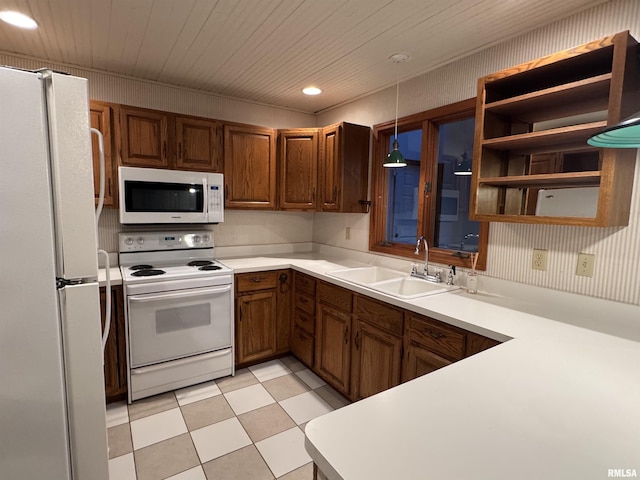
top-left (327, 266), bottom-right (458, 299)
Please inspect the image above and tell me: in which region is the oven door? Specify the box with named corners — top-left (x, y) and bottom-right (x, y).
top-left (127, 284), bottom-right (232, 367)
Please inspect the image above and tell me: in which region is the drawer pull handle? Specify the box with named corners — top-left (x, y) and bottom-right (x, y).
top-left (427, 330), bottom-right (445, 339)
top-left (251, 276), bottom-right (266, 283)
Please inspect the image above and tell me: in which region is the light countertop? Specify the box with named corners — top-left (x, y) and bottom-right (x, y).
top-left (220, 250), bottom-right (640, 480)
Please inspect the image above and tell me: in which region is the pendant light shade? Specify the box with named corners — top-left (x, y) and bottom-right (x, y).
top-left (384, 139), bottom-right (406, 167)
top-left (453, 151), bottom-right (472, 175)
top-left (587, 110), bottom-right (640, 148)
top-left (384, 53), bottom-right (410, 168)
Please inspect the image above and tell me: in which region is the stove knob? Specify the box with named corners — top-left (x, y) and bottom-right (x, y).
top-left (136, 237), bottom-right (145, 245)
top-left (124, 237), bottom-right (134, 246)
top-left (202, 234), bottom-right (211, 243)
top-left (193, 235), bottom-right (201, 244)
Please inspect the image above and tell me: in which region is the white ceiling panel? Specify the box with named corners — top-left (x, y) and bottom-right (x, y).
top-left (0, 0), bottom-right (609, 113)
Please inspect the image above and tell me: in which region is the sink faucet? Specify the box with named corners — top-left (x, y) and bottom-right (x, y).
top-left (415, 236), bottom-right (429, 276)
top-left (413, 236), bottom-right (441, 283)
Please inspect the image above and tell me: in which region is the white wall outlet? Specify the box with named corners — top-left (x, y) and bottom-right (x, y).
top-left (532, 249), bottom-right (547, 271)
top-left (576, 253), bottom-right (595, 277)
top-left (345, 227), bottom-right (351, 240)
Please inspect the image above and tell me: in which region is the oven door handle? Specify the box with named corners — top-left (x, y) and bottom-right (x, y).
top-left (131, 348), bottom-right (231, 375)
top-left (128, 285), bottom-right (231, 303)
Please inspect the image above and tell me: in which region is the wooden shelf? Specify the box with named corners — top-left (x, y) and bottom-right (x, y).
top-left (484, 74), bottom-right (611, 124)
top-left (479, 171), bottom-right (601, 188)
top-left (470, 31), bottom-right (639, 227)
top-left (482, 121), bottom-right (607, 151)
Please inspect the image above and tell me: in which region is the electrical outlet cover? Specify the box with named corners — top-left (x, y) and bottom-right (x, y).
top-left (576, 253), bottom-right (595, 277)
top-left (532, 249), bottom-right (547, 271)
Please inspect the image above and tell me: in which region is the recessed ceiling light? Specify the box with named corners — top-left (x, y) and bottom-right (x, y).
top-left (0, 11), bottom-right (38, 29)
top-left (302, 86), bottom-right (322, 96)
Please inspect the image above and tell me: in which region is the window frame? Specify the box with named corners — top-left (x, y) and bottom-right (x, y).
top-left (369, 98), bottom-right (488, 270)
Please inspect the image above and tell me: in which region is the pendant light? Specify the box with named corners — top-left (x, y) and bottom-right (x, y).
top-left (384, 53), bottom-right (410, 168)
top-left (587, 110), bottom-right (640, 148)
top-left (453, 151), bottom-right (472, 175)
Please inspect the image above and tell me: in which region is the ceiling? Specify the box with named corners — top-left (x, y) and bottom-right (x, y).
top-left (0, 0), bottom-right (608, 113)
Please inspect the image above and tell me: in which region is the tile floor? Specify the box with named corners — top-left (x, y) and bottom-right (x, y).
top-left (106, 356), bottom-right (351, 480)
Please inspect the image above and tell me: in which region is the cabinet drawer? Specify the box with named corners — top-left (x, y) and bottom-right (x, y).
top-left (294, 291), bottom-right (315, 315)
top-left (354, 295), bottom-right (403, 336)
top-left (291, 324), bottom-right (314, 368)
top-left (408, 315), bottom-right (465, 361)
top-left (293, 308), bottom-right (315, 335)
top-left (294, 271), bottom-right (316, 296)
top-left (317, 281), bottom-right (352, 312)
top-left (236, 271), bottom-right (278, 293)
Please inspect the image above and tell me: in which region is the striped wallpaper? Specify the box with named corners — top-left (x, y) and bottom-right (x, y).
top-left (3, 0), bottom-right (639, 306)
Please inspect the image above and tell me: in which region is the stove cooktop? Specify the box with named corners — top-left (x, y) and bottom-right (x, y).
top-left (120, 259), bottom-right (233, 284)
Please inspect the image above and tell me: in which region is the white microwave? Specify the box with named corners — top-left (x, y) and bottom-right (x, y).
top-left (119, 166), bottom-right (224, 224)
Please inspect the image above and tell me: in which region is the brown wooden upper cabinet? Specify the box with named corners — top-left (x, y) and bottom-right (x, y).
top-left (319, 122), bottom-right (370, 213)
top-left (90, 101), bottom-right (117, 207)
top-left (277, 122), bottom-right (370, 212)
top-left (470, 31), bottom-right (639, 226)
top-left (278, 129), bottom-right (319, 210)
top-left (119, 105), bottom-right (222, 172)
top-left (224, 123), bottom-right (277, 209)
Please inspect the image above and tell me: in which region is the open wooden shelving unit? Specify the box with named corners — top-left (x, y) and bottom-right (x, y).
top-left (470, 31), bottom-right (640, 226)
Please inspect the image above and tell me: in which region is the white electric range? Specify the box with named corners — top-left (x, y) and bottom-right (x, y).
top-left (119, 231), bottom-right (234, 403)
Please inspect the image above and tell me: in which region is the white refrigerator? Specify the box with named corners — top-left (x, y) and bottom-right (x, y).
top-left (0, 67), bottom-right (109, 479)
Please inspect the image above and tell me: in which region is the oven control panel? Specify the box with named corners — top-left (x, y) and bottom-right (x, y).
top-left (119, 232), bottom-right (213, 252)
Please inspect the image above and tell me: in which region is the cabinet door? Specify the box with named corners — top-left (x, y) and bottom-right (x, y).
top-left (175, 116), bottom-right (223, 172)
top-left (315, 303), bottom-right (351, 394)
top-left (351, 320), bottom-right (402, 401)
top-left (402, 343), bottom-right (452, 383)
top-left (119, 106), bottom-right (170, 168)
top-left (100, 286), bottom-right (127, 402)
top-left (236, 290), bottom-right (277, 364)
top-left (90, 102), bottom-right (116, 207)
top-left (279, 129), bottom-right (318, 210)
top-left (224, 124), bottom-right (277, 209)
top-left (291, 324), bottom-right (314, 368)
top-left (275, 270), bottom-right (292, 354)
top-left (319, 123), bottom-right (370, 212)
top-left (319, 124), bottom-right (341, 211)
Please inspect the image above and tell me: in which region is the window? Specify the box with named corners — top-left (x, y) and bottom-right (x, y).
top-left (370, 98), bottom-right (488, 270)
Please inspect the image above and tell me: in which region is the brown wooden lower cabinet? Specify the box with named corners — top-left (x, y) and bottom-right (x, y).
top-left (100, 286), bottom-right (127, 403)
top-left (351, 320), bottom-right (403, 400)
top-left (315, 302), bottom-right (352, 395)
top-left (235, 270), bottom-right (291, 367)
top-left (351, 295), bottom-right (404, 401)
top-left (402, 342), bottom-right (452, 383)
top-left (291, 324), bottom-right (314, 367)
top-left (233, 272), bottom-right (502, 400)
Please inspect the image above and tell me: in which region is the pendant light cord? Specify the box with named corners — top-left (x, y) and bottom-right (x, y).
top-left (394, 72), bottom-right (399, 140)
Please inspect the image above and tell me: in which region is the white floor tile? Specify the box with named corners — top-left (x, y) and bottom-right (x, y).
top-left (224, 383), bottom-right (275, 415)
top-left (294, 369), bottom-right (326, 389)
top-left (165, 465), bottom-right (207, 480)
top-left (106, 401), bottom-right (129, 428)
top-left (130, 407), bottom-right (188, 450)
top-left (249, 359), bottom-right (291, 382)
top-left (108, 452), bottom-right (136, 480)
top-left (175, 380), bottom-right (222, 406)
top-left (190, 417), bottom-right (252, 463)
top-left (279, 391), bottom-right (333, 425)
top-left (255, 427), bottom-right (311, 478)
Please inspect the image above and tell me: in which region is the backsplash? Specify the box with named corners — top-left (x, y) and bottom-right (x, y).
top-left (97, 209), bottom-right (314, 254)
